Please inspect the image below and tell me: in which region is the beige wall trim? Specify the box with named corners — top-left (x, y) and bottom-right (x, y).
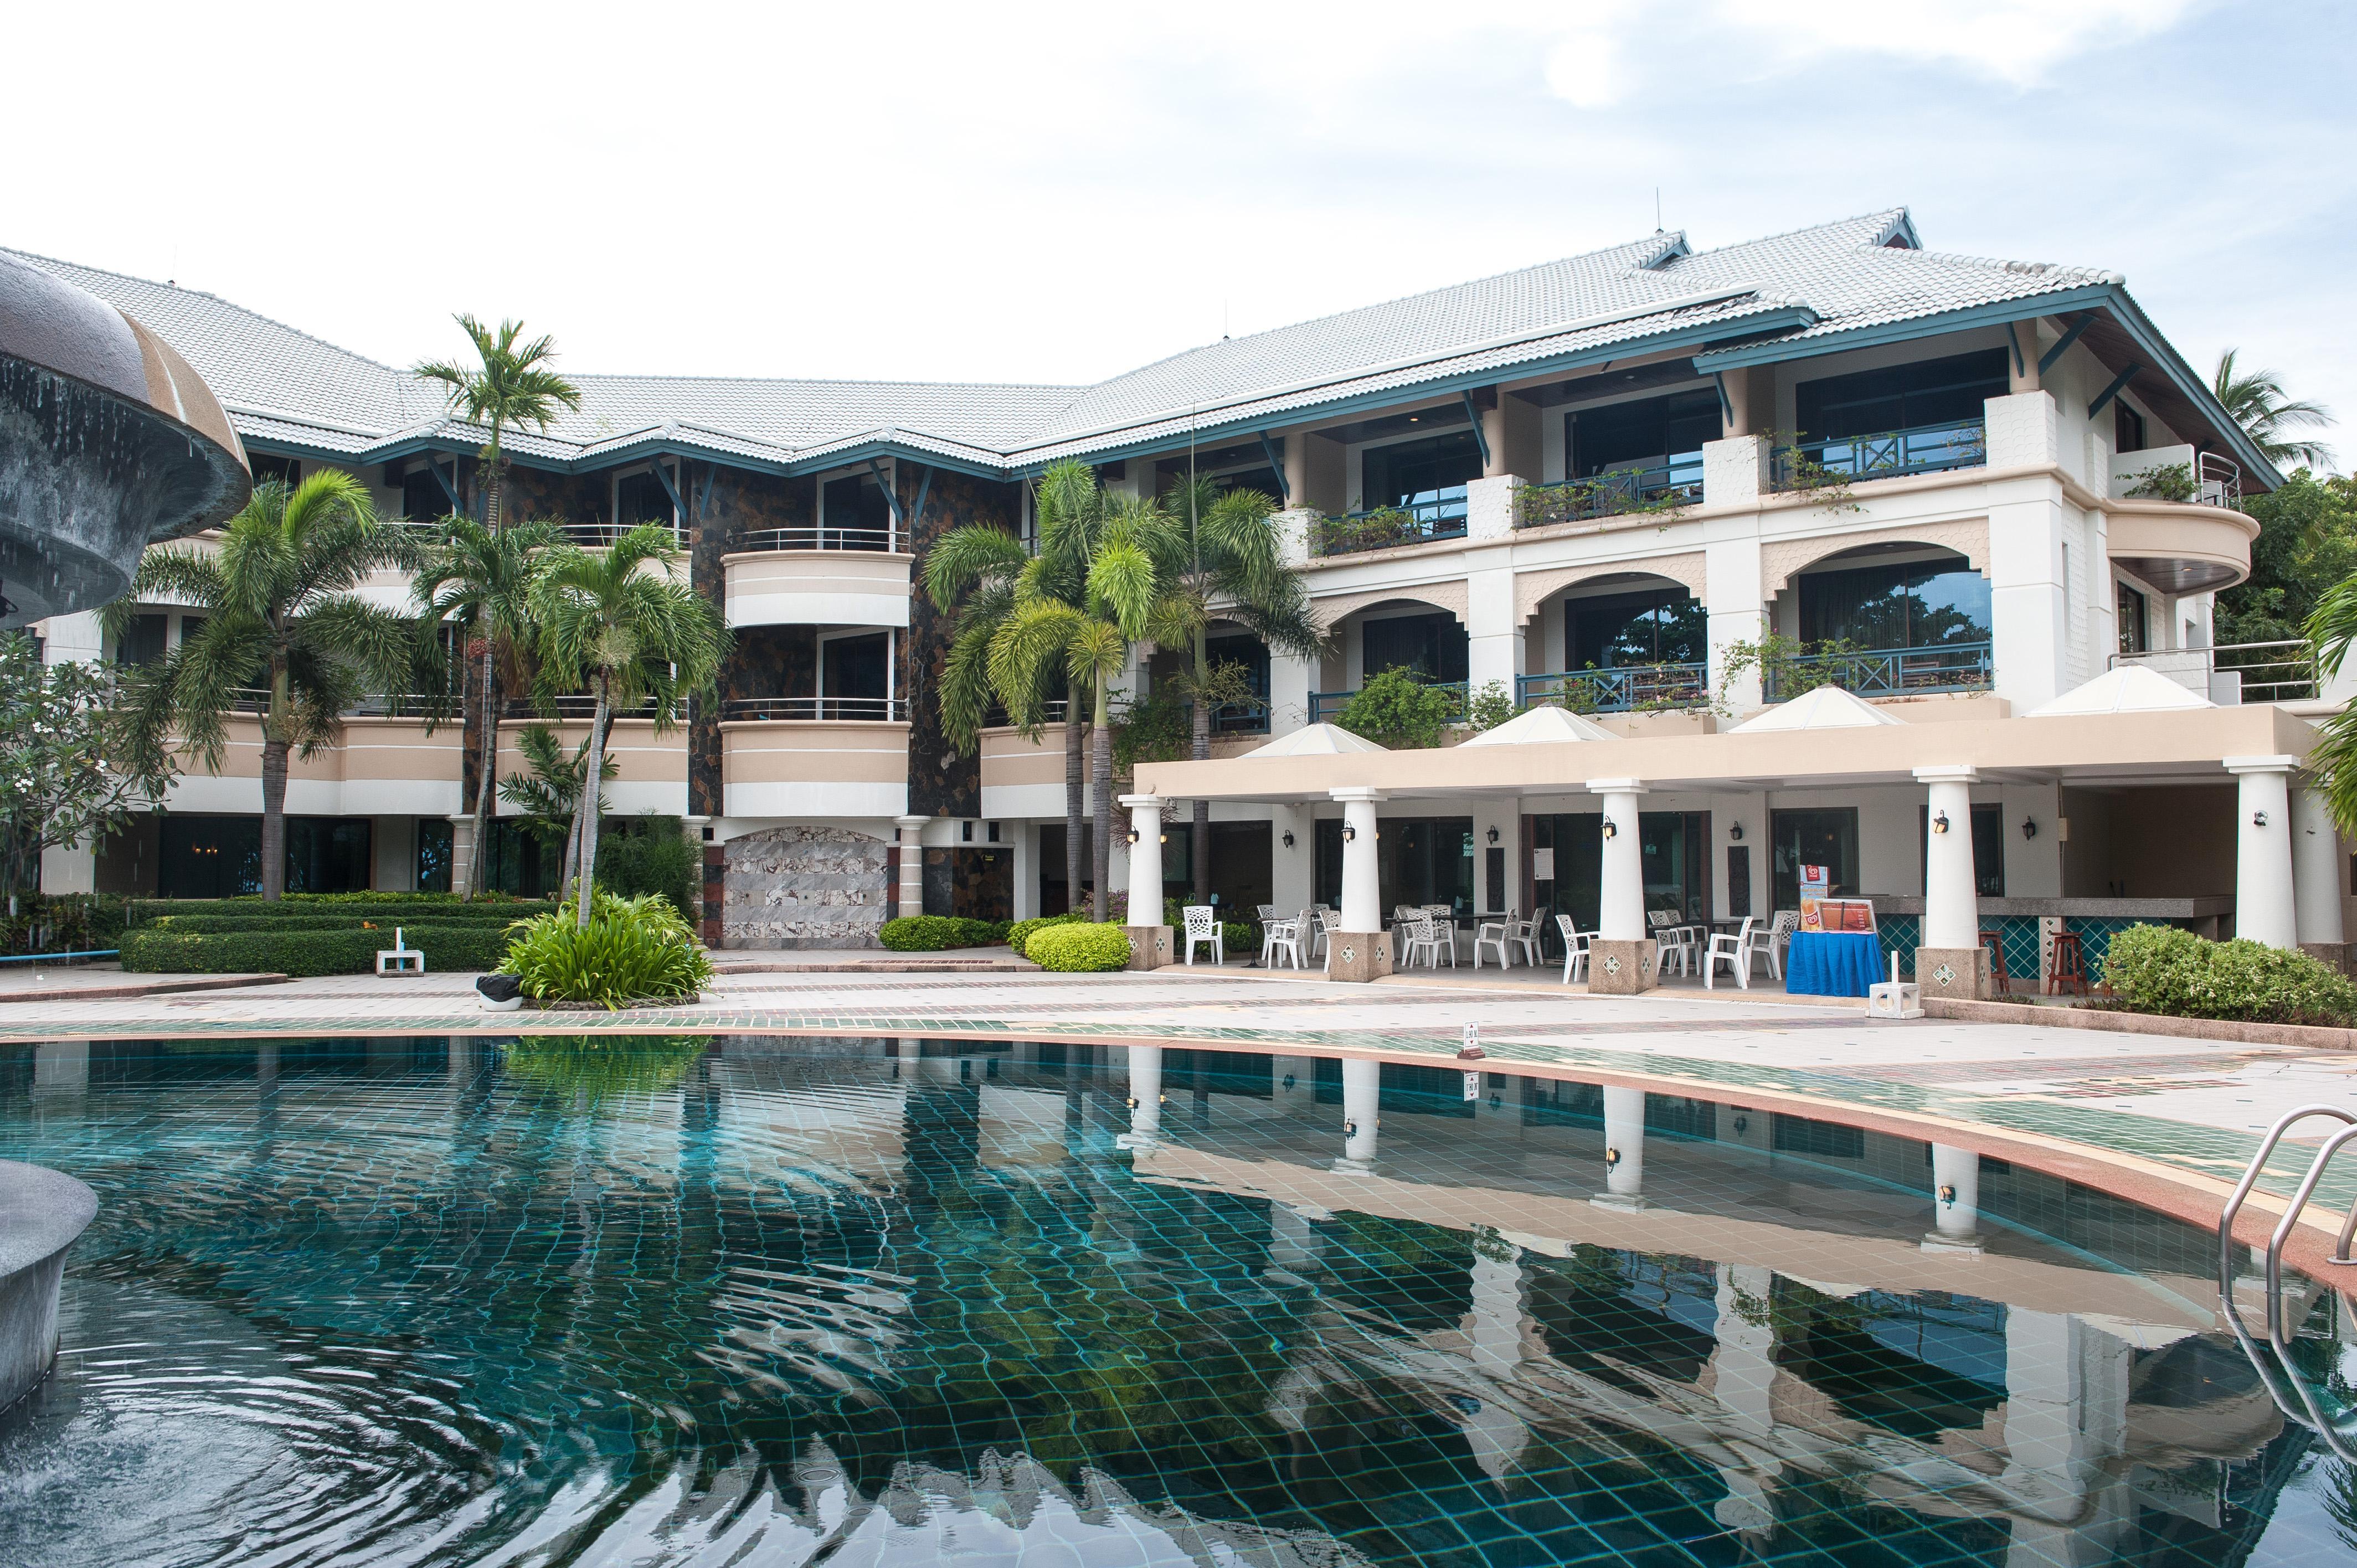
top-left (1517, 552), bottom-right (1706, 623)
top-left (1761, 519), bottom-right (1991, 599)
top-left (1313, 580), bottom-right (1470, 627)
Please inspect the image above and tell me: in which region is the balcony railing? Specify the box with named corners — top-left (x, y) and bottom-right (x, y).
top-left (559, 520), bottom-right (685, 549)
top-left (1516, 461), bottom-right (1702, 529)
top-left (1212, 699), bottom-right (1271, 736)
top-left (1773, 418), bottom-right (1987, 489)
top-left (1313, 491), bottom-right (1469, 557)
top-left (1309, 680), bottom-right (1468, 725)
top-left (2112, 639), bottom-right (2315, 704)
top-left (725, 696), bottom-right (908, 722)
top-left (503, 695), bottom-right (663, 720)
top-left (225, 689), bottom-right (453, 717)
top-left (1517, 663), bottom-right (1707, 713)
top-left (734, 525), bottom-right (897, 554)
top-left (1763, 641), bottom-right (1993, 700)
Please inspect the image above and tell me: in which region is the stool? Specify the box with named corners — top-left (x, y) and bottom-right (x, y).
top-left (2047, 931), bottom-right (2088, 996)
top-left (1978, 930), bottom-right (2009, 995)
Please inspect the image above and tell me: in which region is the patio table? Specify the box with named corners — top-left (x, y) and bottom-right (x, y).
top-left (1783, 930), bottom-right (1881, 998)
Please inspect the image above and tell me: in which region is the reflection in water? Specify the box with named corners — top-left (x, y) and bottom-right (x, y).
top-left (0, 1034), bottom-right (2351, 1566)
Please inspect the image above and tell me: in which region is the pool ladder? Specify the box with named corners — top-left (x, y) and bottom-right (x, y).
top-left (2217, 1105), bottom-right (2357, 1461)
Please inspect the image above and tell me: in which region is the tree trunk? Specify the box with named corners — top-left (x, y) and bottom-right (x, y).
top-left (469, 640), bottom-right (496, 898)
top-left (1090, 674), bottom-right (1114, 923)
top-left (1063, 679), bottom-right (1085, 918)
top-left (574, 683), bottom-right (614, 930)
top-left (558, 770), bottom-right (583, 901)
top-left (259, 735), bottom-right (290, 901)
top-left (1191, 624), bottom-right (1211, 903)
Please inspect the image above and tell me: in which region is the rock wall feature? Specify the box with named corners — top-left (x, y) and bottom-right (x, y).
top-left (721, 824), bottom-right (892, 948)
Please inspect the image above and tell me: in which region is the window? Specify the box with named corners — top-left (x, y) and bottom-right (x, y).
top-left (1798, 554), bottom-right (1990, 649)
top-left (819, 631), bottom-right (890, 715)
top-left (1794, 348), bottom-right (2008, 440)
top-left (616, 468), bottom-right (677, 530)
top-left (416, 818), bottom-right (453, 894)
top-left (401, 467), bottom-right (454, 522)
top-left (1771, 808), bottom-right (1859, 912)
top-left (114, 612), bottom-right (167, 666)
top-left (249, 453), bottom-right (302, 487)
top-left (2117, 581), bottom-right (2149, 654)
top-left (1566, 388), bottom-right (1719, 484)
top-left (1205, 632), bottom-right (1271, 733)
top-left (1919, 802), bottom-right (2005, 898)
top-left (2114, 400), bottom-right (2147, 455)
top-left (1361, 612), bottom-right (1468, 683)
top-left (1565, 588), bottom-right (1707, 669)
top-left (819, 472), bottom-right (894, 549)
top-left (1361, 429), bottom-right (1481, 519)
top-left (1314, 815), bottom-right (1474, 915)
top-left (1773, 1114), bottom-right (1865, 1159)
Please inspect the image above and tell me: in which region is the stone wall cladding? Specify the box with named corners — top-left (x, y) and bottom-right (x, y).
top-left (721, 824), bottom-right (892, 948)
top-left (904, 470), bottom-right (1016, 817)
top-left (693, 470), bottom-right (812, 817)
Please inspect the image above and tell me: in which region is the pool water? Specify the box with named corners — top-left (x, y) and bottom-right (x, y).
top-left (1, 1035), bottom-right (2352, 1567)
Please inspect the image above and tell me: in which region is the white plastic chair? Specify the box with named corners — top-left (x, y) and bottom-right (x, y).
top-left (1473, 910), bottom-right (1516, 969)
top-left (1555, 915), bottom-right (1591, 984)
top-left (1766, 910), bottom-right (1800, 979)
top-left (1182, 904), bottom-right (1223, 965)
top-left (1647, 910), bottom-right (1697, 977)
top-left (1399, 914), bottom-right (1445, 971)
top-left (1419, 905), bottom-right (1459, 967)
top-left (1315, 909), bottom-right (1342, 970)
top-left (1705, 916), bottom-right (1757, 990)
top-left (1262, 914), bottom-right (1306, 971)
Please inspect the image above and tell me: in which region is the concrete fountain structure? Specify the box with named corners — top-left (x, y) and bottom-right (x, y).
top-left (0, 251), bottom-right (249, 626)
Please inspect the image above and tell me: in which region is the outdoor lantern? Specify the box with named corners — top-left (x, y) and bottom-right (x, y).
top-left (1341, 823), bottom-right (1356, 842)
top-left (1486, 826), bottom-right (1500, 844)
top-left (1125, 827), bottom-right (1140, 845)
top-left (1601, 818), bottom-right (1618, 840)
top-left (2254, 810), bottom-right (2270, 828)
top-left (1343, 1118), bottom-right (1360, 1139)
top-left (1282, 831), bottom-right (1295, 848)
top-left (1283, 1072), bottom-right (1296, 1090)
top-left (1159, 833), bottom-right (1167, 845)
top-left (1938, 1183), bottom-right (1958, 1208)
top-left (2021, 818), bottom-right (2037, 839)
top-left (1728, 822), bottom-right (1743, 841)
top-left (1932, 811), bottom-right (1951, 834)
top-left (1604, 1146), bottom-right (1622, 1168)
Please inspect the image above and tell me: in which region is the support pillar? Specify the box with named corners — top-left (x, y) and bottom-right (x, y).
top-left (1587, 778), bottom-right (1655, 993)
top-left (2226, 756), bottom-right (2299, 950)
top-left (1336, 1056), bottom-right (1379, 1171)
top-left (1709, 1262), bottom-right (1778, 1536)
top-left (894, 815), bottom-right (928, 922)
top-left (447, 813), bottom-right (476, 898)
top-left (1329, 788), bottom-right (1392, 981)
top-left (1594, 1084), bottom-right (1648, 1208)
top-left (1118, 793), bottom-right (1171, 969)
top-left (1119, 1044), bottom-right (1163, 1148)
top-left (2293, 782), bottom-right (2346, 968)
top-left (1924, 1143), bottom-right (1983, 1254)
top-left (1914, 765), bottom-right (1991, 997)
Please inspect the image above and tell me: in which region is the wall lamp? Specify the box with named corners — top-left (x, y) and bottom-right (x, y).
top-left (1604, 1146), bottom-right (1622, 1168)
top-left (2021, 818), bottom-right (2038, 840)
top-left (1340, 823), bottom-right (1356, 842)
top-left (1343, 1118), bottom-right (1360, 1139)
top-left (1125, 828), bottom-right (1140, 844)
top-left (1282, 831), bottom-right (1295, 849)
top-left (1931, 810), bottom-right (1951, 835)
top-left (2253, 810), bottom-right (2270, 828)
top-left (1486, 826), bottom-right (1500, 844)
top-left (1728, 822), bottom-right (1743, 842)
top-left (1601, 818), bottom-right (1618, 840)
top-left (1937, 1183), bottom-right (1958, 1208)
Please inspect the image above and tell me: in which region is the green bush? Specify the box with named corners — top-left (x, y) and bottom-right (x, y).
top-left (495, 893), bottom-right (712, 1008)
top-left (1026, 921), bottom-right (1135, 972)
top-left (594, 813), bottom-right (700, 919)
top-left (2100, 923), bottom-right (2357, 1026)
top-left (127, 893), bottom-right (544, 927)
top-left (121, 922), bottom-right (518, 977)
top-left (1334, 667), bottom-right (1459, 749)
top-left (141, 907), bottom-right (548, 935)
top-left (0, 893), bottom-right (128, 956)
top-left (1007, 911), bottom-right (1085, 957)
top-left (879, 915), bottom-right (1009, 951)
top-left (1223, 921), bottom-right (1254, 953)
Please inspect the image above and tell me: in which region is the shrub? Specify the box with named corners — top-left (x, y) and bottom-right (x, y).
top-left (594, 813), bottom-right (700, 919)
top-left (121, 922), bottom-right (517, 977)
top-left (881, 915), bottom-right (958, 951)
top-left (1334, 668), bottom-right (1459, 749)
top-left (495, 893), bottom-right (712, 1009)
top-left (127, 893), bottom-right (545, 927)
top-left (1465, 680), bottom-right (1518, 733)
top-left (141, 907), bottom-right (549, 935)
top-left (2100, 923), bottom-right (2357, 1026)
top-left (0, 893), bottom-right (128, 956)
top-left (1223, 921), bottom-right (1254, 953)
top-left (1026, 921), bottom-right (1135, 972)
top-left (1007, 912), bottom-right (1085, 957)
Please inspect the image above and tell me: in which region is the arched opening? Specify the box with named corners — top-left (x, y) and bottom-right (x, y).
top-left (1525, 571), bottom-right (1707, 713)
top-left (1315, 598), bottom-right (1468, 723)
top-left (1773, 542), bottom-right (1993, 699)
top-left (1143, 617), bottom-right (1273, 737)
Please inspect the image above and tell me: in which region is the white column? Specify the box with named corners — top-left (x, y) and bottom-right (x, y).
top-left (1269, 804), bottom-right (1315, 916)
top-left (894, 814), bottom-right (928, 919)
top-left (1338, 1055), bottom-right (1379, 1169)
top-left (1124, 1044), bottom-right (1163, 1142)
top-left (1926, 1143), bottom-right (1983, 1251)
top-left (1596, 1084), bottom-right (1647, 1207)
top-left (1590, 780), bottom-right (1649, 941)
top-left (1460, 1245), bottom-right (1532, 1479)
top-left (1119, 794), bottom-right (1165, 919)
top-left (1333, 789), bottom-right (1386, 932)
top-left (1916, 766), bottom-right (1981, 950)
top-left (1710, 1262), bottom-right (1777, 1535)
top-left (2293, 783), bottom-right (2344, 947)
top-left (1465, 550), bottom-right (1522, 702)
top-left (2226, 756), bottom-right (2299, 949)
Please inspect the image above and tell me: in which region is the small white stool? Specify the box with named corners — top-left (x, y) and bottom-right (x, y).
top-left (376, 928), bottom-right (426, 976)
top-left (1866, 952), bottom-right (1921, 1020)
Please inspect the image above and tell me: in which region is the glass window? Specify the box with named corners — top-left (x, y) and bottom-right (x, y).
top-left (1919, 802), bottom-right (2004, 898)
top-left (1360, 612), bottom-right (1468, 683)
top-left (1566, 388), bottom-right (1719, 481)
top-left (1771, 808), bottom-right (1859, 912)
top-left (401, 467), bottom-right (452, 522)
top-left (249, 453), bottom-right (302, 487)
top-left (1361, 430), bottom-right (1481, 516)
top-left (821, 632), bottom-right (889, 710)
top-left (2117, 581), bottom-right (2149, 654)
top-left (1798, 556), bottom-right (1990, 648)
top-left (416, 818), bottom-right (453, 894)
top-left (1565, 589), bottom-right (1707, 669)
top-left (1529, 812), bottom-right (1706, 943)
top-left (1313, 816), bottom-right (1474, 915)
top-left (820, 473), bottom-right (894, 548)
top-left (617, 470), bottom-right (676, 528)
top-left (1794, 348), bottom-right (2008, 440)
top-left (115, 613), bottom-right (168, 666)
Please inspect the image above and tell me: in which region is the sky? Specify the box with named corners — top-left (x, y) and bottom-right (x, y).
top-left (12, 1), bottom-right (2354, 462)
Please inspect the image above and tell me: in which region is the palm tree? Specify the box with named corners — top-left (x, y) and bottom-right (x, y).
top-left (105, 474), bottom-right (418, 900)
top-left (2214, 349), bottom-right (2335, 470)
top-left (414, 316), bottom-right (585, 533)
top-left (529, 524), bottom-right (730, 928)
top-left (1157, 474), bottom-right (1326, 900)
top-left (413, 516), bottom-right (560, 897)
top-left (498, 721), bottom-right (616, 899)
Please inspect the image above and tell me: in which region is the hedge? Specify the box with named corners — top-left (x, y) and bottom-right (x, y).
top-left (1025, 922), bottom-right (1134, 972)
top-left (878, 915), bottom-right (1011, 952)
top-left (139, 907), bottom-right (550, 935)
top-left (2100, 924), bottom-right (2357, 1026)
top-left (1007, 912), bottom-right (1086, 957)
top-left (128, 894), bottom-right (550, 927)
top-left (121, 922), bottom-right (520, 977)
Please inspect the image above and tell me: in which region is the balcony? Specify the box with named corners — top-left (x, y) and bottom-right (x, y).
top-left (1310, 680), bottom-right (1466, 725)
top-left (1313, 491), bottom-right (1468, 558)
top-left (1763, 641), bottom-right (1993, 700)
top-left (2112, 641), bottom-right (2315, 705)
top-left (1515, 461), bottom-right (1702, 530)
top-left (723, 537), bottom-right (913, 629)
top-left (722, 713), bottom-right (909, 818)
top-left (1773, 419), bottom-right (1987, 489)
top-left (1517, 663), bottom-right (1707, 714)
top-left (162, 711), bottom-right (462, 818)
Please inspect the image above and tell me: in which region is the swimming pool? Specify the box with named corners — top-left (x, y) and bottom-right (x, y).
top-left (0, 1034), bottom-right (2350, 1566)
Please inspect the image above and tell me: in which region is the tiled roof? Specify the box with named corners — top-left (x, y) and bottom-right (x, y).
top-left (2, 210), bottom-right (2168, 476)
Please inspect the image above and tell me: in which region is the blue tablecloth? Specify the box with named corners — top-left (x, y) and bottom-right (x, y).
top-left (1784, 931), bottom-right (1882, 998)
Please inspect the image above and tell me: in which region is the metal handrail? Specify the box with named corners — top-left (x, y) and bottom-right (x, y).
top-left (2219, 1104), bottom-right (2356, 1300)
top-left (2263, 1125), bottom-right (2357, 1343)
top-left (1763, 641), bottom-right (1993, 700)
top-left (559, 520), bottom-right (685, 549)
top-left (724, 696), bottom-right (907, 722)
top-left (1515, 463), bottom-right (1702, 529)
top-left (1313, 493), bottom-right (1470, 556)
top-left (2112, 639), bottom-right (2318, 703)
top-left (502, 695), bottom-right (662, 719)
top-left (1773, 417), bottom-right (1987, 487)
top-left (733, 525), bottom-right (898, 554)
top-left (1518, 664), bottom-right (1707, 713)
top-left (2216, 1103), bottom-right (2357, 1461)
top-left (1309, 680), bottom-right (1468, 725)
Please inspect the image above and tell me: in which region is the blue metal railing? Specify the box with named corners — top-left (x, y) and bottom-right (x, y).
top-left (1211, 699), bottom-right (1270, 736)
top-left (1516, 460), bottom-right (1703, 528)
top-left (1517, 663), bottom-right (1708, 713)
top-left (1309, 680), bottom-right (1468, 725)
top-left (1774, 418), bottom-right (1987, 488)
top-left (1764, 641), bottom-right (1993, 699)
top-left (1313, 489), bottom-right (1469, 556)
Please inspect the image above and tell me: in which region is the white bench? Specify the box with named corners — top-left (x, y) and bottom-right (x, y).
top-left (375, 928), bottom-right (425, 976)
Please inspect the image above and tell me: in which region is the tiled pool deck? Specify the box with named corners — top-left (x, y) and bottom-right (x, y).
top-left (9, 966), bottom-right (2357, 1255)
